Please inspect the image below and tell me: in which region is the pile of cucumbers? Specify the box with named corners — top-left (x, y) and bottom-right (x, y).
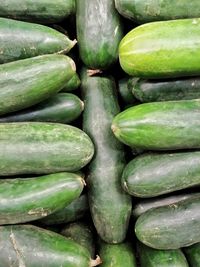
top-left (0, 0), bottom-right (200, 266)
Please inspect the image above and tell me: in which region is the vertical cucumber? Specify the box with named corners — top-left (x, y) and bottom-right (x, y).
top-left (184, 243), bottom-right (200, 267)
top-left (81, 69), bottom-right (132, 243)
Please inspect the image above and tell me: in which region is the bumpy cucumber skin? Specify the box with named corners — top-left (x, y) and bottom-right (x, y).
top-left (81, 70), bottom-right (132, 244)
top-left (0, 122), bottom-right (94, 175)
top-left (184, 243), bottom-right (200, 267)
top-left (40, 194), bottom-right (89, 225)
top-left (0, 93), bottom-right (83, 123)
top-left (62, 73), bottom-right (81, 92)
top-left (138, 242), bottom-right (189, 267)
top-left (119, 19), bottom-right (200, 78)
top-left (0, 224), bottom-right (91, 267)
top-left (0, 54), bottom-right (75, 116)
top-left (0, 172), bottom-right (84, 224)
top-left (0, 0), bottom-right (75, 24)
top-left (122, 152), bottom-right (200, 198)
top-left (135, 195), bottom-right (200, 249)
top-left (76, 0), bottom-right (123, 70)
top-left (112, 99), bottom-right (200, 151)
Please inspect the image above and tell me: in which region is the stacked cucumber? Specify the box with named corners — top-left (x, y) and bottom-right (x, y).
top-left (0, 0), bottom-right (199, 266)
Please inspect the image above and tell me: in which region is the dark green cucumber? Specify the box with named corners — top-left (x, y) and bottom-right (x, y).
top-left (0, 224), bottom-right (100, 267)
top-left (62, 73), bottom-right (81, 92)
top-left (0, 122), bottom-right (94, 175)
top-left (122, 152), bottom-right (200, 198)
top-left (0, 54), bottom-right (75, 116)
top-left (99, 241), bottom-right (137, 267)
top-left (0, 172), bottom-right (84, 224)
top-left (135, 195), bottom-right (200, 249)
top-left (40, 194), bottom-right (89, 225)
top-left (0, 18), bottom-right (76, 64)
top-left (0, 93), bottom-right (84, 123)
top-left (0, 0), bottom-right (75, 24)
top-left (76, 0), bottom-right (123, 70)
top-left (138, 242), bottom-right (189, 267)
top-left (112, 100), bottom-right (200, 150)
top-left (133, 193), bottom-right (200, 218)
top-left (119, 19), bottom-right (200, 78)
top-left (118, 78), bottom-right (137, 105)
top-left (81, 69), bottom-right (132, 243)
top-left (184, 243), bottom-right (200, 267)
top-left (131, 77), bottom-right (200, 102)
top-left (115, 0), bottom-right (200, 23)
top-left (61, 222), bottom-right (95, 257)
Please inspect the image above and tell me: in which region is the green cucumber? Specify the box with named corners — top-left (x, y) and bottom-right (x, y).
top-left (61, 222), bottom-right (95, 257)
top-left (0, 172), bottom-right (84, 224)
top-left (133, 193), bottom-right (200, 218)
top-left (131, 77), bottom-right (200, 102)
top-left (115, 0), bottom-right (200, 23)
top-left (0, 54), bottom-right (75, 116)
top-left (184, 243), bottom-right (200, 267)
top-left (62, 73), bottom-right (81, 92)
top-left (81, 69), bottom-right (132, 243)
top-left (0, 224), bottom-right (100, 267)
top-left (118, 78), bottom-right (137, 105)
top-left (0, 93), bottom-right (84, 123)
top-left (0, 0), bottom-right (75, 24)
top-left (76, 0), bottom-right (123, 70)
top-left (0, 122), bottom-right (94, 175)
top-left (138, 242), bottom-right (189, 267)
top-left (112, 100), bottom-right (200, 151)
top-left (119, 19), bottom-right (200, 78)
top-left (0, 18), bottom-right (76, 64)
top-left (122, 152), bottom-right (200, 198)
top-left (99, 241), bottom-right (137, 267)
top-left (40, 194), bottom-right (89, 225)
top-left (135, 195), bottom-right (200, 249)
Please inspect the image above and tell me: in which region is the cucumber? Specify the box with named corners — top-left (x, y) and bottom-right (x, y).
top-left (118, 78), bottom-right (137, 105)
top-left (135, 195), bottom-right (200, 249)
top-left (99, 241), bottom-right (137, 267)
top-left (0, 54), bottom-right (75, 116)
top-left (62, 73), bottom-right (81, 92)
top-left (61, 222), bottom-right (95, 257)
top-left (119, 19), bottom-right (200, 78)
top-left (81, 69), bottom-right (132, 243)
top-left (0, 0), bottom-right (75, 24)
top-left (115, 0), bottom-right (200, 24)
top-left (122, 152), bottom-right (200, 198)
top-left (0, 122), bottom-right (94, 175)
top-left (76, 0), bottom-right (123, 70)
top-left (0, 172), bottom-right (84, 224)
top-left (184, 243), bottom-right (200, 267)
top-left (133, 193), bottom-right (200, 218)
top-left (0, 18), bottom-right (76, 64)
top-left (138, 242), bottom-right (189, 267)
top-left (39, 194), bottom-right (89, 225)
top-left (0, 224), bottom-right (100, 267)
top-left (131, 77), bottom-right (200, 102)
top-left (0, 93), bottom-right (84, 123)
top-left (112, 99), bottom-right (200, 150)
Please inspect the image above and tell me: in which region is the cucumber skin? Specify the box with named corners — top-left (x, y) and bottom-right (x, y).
top-left (0, 54), bottom-right (75, 116)
top-left (0, 18), bottom-right (75, 64)
top-left (0, 0), bottom-right (75, 24)
top-left (0, 224), bottom-right (90, 267)
top-left (62, 73), bottom-right (81, 92)
top-left (0, 93), bottom-right (83, 123)
top-left (39, 194), bottom-right (89, 225)
top-left (184, 243), bottom-right (200, 267)
top-left (76, 0), bottom-right (123, 70)
top-left (131, 77), bottom-right (200, 102)
top-left (118, 78), bottom-right (137, 105)
top-left (0, 122), bottom-right (94, 175)
top-left (122, 152), bottom-right (200, 198)
top-left (135, 195), bottom-right (200, 249)
top-left (138, 242), bottom-right (189, 267)
top-left (112, 99), bottom-right (200, 151)
top-left (81, 70), bottom-right (132, 244)
top-left (0, 172), bottom-right (84, 224)
top-left (115, 0), bottom-right (200, 23)
top-left (119, 19), bottom-right (200, 79)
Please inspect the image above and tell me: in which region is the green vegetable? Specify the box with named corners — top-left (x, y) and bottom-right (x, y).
top-left (62, 73), bottom-right (81, 92)
top-left (118, 78), bottom-right (137, 105)
top-left (184, 243), bottom-right (200, 267)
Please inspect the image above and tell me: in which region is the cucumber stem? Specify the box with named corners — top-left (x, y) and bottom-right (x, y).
top-left (90, 255), bottom-right (102, 267)
top-left (87, 69), bottom-right (102, 77)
